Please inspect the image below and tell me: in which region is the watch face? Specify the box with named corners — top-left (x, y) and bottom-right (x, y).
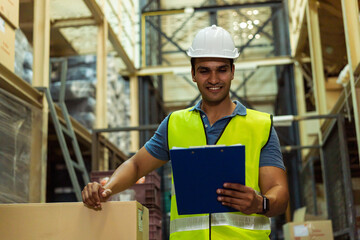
top-left (261, 195), bottom-right (269, 214)
top-left (264, 196), bottom-right (269, 213)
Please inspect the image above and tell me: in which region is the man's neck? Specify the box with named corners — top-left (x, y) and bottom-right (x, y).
top-left (201, 98), bottom-right (236, 125)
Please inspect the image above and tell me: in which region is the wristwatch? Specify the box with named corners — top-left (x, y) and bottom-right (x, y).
top-left (259, 194), bottom-right (269, 214)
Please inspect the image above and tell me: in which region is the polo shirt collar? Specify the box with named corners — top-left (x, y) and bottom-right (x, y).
top-left (189, 100), bottom-right (247, 116)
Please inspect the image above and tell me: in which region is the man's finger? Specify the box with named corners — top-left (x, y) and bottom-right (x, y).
top-left (223, 183), bottom-right (248, 192)
top-left (90, 183), bottom-right (101, 204)
top-left (217, 188), bottom-right (245, 198)
top-left (83, 187), bottom-right (95, 206)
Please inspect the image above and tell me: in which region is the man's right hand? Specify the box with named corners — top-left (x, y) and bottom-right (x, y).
top-left (82, 182), bottom-right (112, 209)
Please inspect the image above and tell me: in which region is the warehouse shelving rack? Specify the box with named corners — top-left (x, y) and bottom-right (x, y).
top-left (288, 0), bottom-right (360, 239)
top-left (0, 0), bottom-right (139, 202)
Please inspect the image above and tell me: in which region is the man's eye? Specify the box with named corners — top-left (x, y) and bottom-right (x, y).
top-left (199, 70), bottom-right (209, 74)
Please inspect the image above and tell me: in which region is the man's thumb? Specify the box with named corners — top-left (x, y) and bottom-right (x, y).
top-left (102, 189), bottom-right (112, 198)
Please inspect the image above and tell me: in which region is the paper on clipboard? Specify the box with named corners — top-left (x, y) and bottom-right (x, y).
top-left (169, 144), bottom-right (245, 215)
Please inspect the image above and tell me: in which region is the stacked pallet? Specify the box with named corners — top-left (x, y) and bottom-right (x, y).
top-left (130, 172), bottom-right (162, 240)
top-left (161, 161), bottom-right (172, 238)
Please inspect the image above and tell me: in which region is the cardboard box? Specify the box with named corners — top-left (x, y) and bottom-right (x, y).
top-left (0, 16), bottom-right (15, 72)
top-left (283, 220), bottom-right (333, 240)
top-left (283, 207), bottom-right (333, 240)
top-left (0, 0), bottom-right (19, 28)
top-left (0, 201), bottom-right (149, 240)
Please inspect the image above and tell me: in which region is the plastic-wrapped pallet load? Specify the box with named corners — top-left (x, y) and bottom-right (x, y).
top-left (0, 89), bottom-right (42, 203)
top-left (106, 55), bottom-right (131, 155)
top-left (50, 55), bottom-right (131, 154)
top-left (50, 80), bottom-right (96, 101)
top-left (14, 29), bottom-right (33, 84)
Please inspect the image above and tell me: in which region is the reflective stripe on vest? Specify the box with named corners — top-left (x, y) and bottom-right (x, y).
top-left (170, 213), bottom-right (270, 234)
top-left (170, 216), bottom-right (209, 234)
top-left (211, 213), bottom-right (270, 231)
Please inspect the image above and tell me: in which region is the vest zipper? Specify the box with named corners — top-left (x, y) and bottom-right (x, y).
top-left (199, 113), bottom-right (211, 239)
top-left (209, 213), bottom-right (211, 240)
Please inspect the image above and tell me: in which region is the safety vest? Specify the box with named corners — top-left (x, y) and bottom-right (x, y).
top-left (168, 107), bottom-right (272, 240)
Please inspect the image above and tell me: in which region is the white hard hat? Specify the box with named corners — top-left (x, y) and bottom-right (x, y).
top-left (187, 25), bottom-right (239, 59)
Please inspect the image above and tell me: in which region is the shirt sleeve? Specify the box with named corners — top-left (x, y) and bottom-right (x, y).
top-left (259, 127), bottom-right (285, 170)
top-left (144, 115), bottom-right (170, 161)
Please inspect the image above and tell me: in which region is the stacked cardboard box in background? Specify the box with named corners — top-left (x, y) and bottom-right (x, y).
top-left (283, 207), bottom-right (334, 240)
top-left (0, 0), bottom-right (19, 72)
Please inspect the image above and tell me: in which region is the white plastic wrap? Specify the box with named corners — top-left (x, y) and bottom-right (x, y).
top-left (336, 64), bottom-right (350, 86)
top-left (0, 89), bottom-right (42, 203)
top-left (14, 29), bottom-right (33, 84)
top-left (50, 55), bottom-right (131, 154)
top-left (66, 97), bottom-right (96, 114)
top-left (50, 80), bottom-right (96, 101)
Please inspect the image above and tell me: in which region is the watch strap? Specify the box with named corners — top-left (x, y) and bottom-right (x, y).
top-left (259, 194), bottom-right (269, 214)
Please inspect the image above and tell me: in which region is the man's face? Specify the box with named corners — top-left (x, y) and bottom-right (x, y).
top-left (192, 58), bottom-right (234, 106)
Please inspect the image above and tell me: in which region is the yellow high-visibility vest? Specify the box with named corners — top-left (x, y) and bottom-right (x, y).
top-left (168, 107), bottom-right (272, 240)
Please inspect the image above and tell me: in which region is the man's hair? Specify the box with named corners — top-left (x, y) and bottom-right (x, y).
top-left (191, 58), bottom-right (234, 76)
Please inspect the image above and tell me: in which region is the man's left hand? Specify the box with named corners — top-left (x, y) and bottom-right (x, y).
top-left (217, 183), bottom-right (262, 215)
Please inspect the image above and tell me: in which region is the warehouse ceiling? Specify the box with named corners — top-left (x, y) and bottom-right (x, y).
top-left (19, 0), bottom-right (136, 70)
top-left (18, 0), bottom-right (351, 114)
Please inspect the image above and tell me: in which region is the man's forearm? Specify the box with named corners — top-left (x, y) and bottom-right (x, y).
top-left (102, 147), bottom-right (166, 196)
top-left (104, 159), bottom-right (140, 195)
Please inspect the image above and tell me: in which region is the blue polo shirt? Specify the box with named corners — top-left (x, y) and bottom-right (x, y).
top-left (145, 100), bottom-right (285, 170)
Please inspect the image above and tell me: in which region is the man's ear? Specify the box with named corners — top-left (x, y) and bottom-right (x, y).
top-left (192, 69), bottom-right (196, 81)
top-left (230, 64), bottom-right (235, 81)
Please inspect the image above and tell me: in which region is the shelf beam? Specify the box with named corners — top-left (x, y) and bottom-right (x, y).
top-left (31, 0), bottom-right (51, 203)
top-left (136, 56), bottom-right (294, 76)
top-left (130, 76), bottom-right (139, 152)
top-left (306, 0), bottom-right (327, 116)
top-left (341, 0), bottom-right (360, 162)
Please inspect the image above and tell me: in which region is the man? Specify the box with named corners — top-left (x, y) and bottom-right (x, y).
top-left (82, 25), bottom-right (289, 239)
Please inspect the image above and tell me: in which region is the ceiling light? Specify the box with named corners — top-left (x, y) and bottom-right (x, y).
top-left (247, 10), bottom-right (252, 15)
top-left (184, 7), bottom-right (194, 14)
top-left (247, 20), bottom-right (252, 24)
top-left (248, 25), bottom-right (253, 30)
top-left (233, 21), bottom-right (238, 26)
top-left (232, 12), bottom-right (237, 16)
top-left (254, 19), bottom-right (260, 25)
top-left (233, 26), bottom-right (239, 31)
top-left (255, 34), bottom-right (260, 39)
top-left (239, 22), bottom-right (247, 29)
top-left (248, 34), bottom-right (253, 39)
top-left (253, 10), bottom-right (259, 15)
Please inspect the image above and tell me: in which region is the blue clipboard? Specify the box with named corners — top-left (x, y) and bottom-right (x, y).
top-left (169, 145), bottom-right (245, 215)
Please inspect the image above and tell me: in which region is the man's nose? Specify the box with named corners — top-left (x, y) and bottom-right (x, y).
top-left (208, 71), bottom-right (219, 84)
